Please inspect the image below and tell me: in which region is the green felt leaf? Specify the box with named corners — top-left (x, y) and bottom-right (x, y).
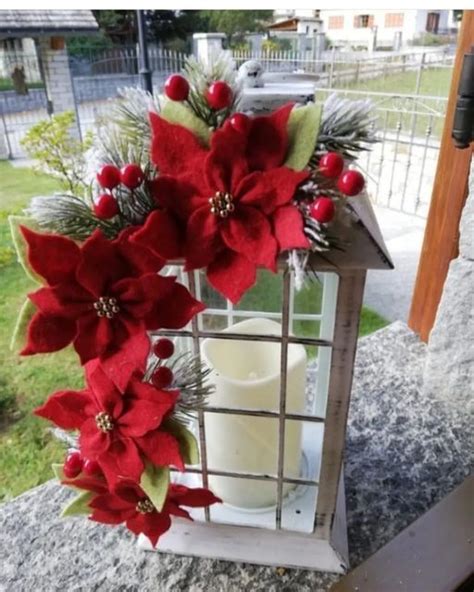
top-left (10, 298), bottom-right (36, 353)
top-left (61, 490), bottom-right (93, 518)
top-left (165, 419), bottom-right (200, 466)
top-left (284, 103), bottom-right (322, 171)
top-left (52, 463), bottom-right (65, 481)
top-left (8, 215), bottom-right (43, 284)
top-left (161, 100), bottom-right (211, 146)
top-left (140, 464), bottom-right (170, 512)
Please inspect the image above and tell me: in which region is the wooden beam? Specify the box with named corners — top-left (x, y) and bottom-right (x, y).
top-left (329, 476), bottom-right (474, 592)
top-left (408, 11), bottom-right (474, 342)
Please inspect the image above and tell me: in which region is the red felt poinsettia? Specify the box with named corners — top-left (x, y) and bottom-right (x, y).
top-left (35, 363), bottom-right (184, 486)
top-left (133, 104), bottom-right (309, 303)
top-left (21, 226), bottom-right (204, 370)
top-left (89, 480), bottom-right (221, 547)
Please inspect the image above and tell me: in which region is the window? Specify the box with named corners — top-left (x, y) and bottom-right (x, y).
top-left (328, 15), bottom-right (344, 30)
top-left (354, 14), bottom-right (374, 28)
top-left (426, 12), bottom-right (440, 33)
top-left (385, 13), bottom-right (404, 28)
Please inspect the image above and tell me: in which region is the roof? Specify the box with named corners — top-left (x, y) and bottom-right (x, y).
top-left (0, 10), bottom-right (99, 38)
top-left (268, 16), bottom-right (322, 31)
top-left (308, 192), bottom-right (394, 271)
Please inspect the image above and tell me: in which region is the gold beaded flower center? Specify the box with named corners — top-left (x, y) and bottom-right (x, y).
top-left (93, 296), bottom-right (120, 319)
top-left (209, 191), bottom-right (235, 218)
top-left (95, 411), bottom-right (114, 433)
top-left (136, 498), bottom-right (155, 514)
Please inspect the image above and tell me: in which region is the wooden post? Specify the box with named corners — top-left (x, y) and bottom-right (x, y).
top-left (408, 11), bottom-right (474, 343)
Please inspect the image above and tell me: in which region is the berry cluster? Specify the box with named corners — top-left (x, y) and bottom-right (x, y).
top-left (309, 152), bottom-right (365, 224)
top-left (165, 73), bottom-right (233, 111)
top-left (151, 338), bottom-right (175, 389)
top-left (63, 449), bottom-right (101, 479)
top-left (94, 163), bottom-right (145, 220)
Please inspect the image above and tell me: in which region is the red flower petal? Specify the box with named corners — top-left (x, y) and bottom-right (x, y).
top-left (205, 129), bottom-right (248, 193)
top-left (86, 363), bottom-right (124, 418)
top-left (128, 379), bottom-right (178, 411)
top-left (28, 284), bottom-right (92, 319)
top-left (34, 389), bottom-right (90, 429)
top-left (170, 485), bottom-right (222, 507)
top-left (96, 332), bottom-right (150, 391)
top-left (21, 311), bottom-right (77, 356)
top-left (272, 205), bottom-right (310, 251)
top-left (76, 230), bottom-right (125, 298)
top-left (20, 226), bottom-right (81, 285)
top-left (61, 476), bottom-right (108, 495)
top-left (146, 283), bottom-right (205, 331)
top-left (246, 103), bottom-right (294, 171)
top-left (238, 167), bottom-right (309, 215)
top-left (114, 226), bottom-right (166, 274)
top-left (221, 205), bottom-right (277, 270)
top-left (165, 501), bottom-right (191, 520)
top-left (137, 430), bottom-right (184, 470)
top-left (126, 511), bottom-right (172, 547)
top-left (131, 209), bottom-right (184, 260)
top-left (150, 176), bottom-right (208, 220)
top-left (79, 417), bottom-right (110, 459)
top-left (118, 400), bottom-right (170, 438)
top-left (98, 438), bottom-right (144, 486)
top-left (150, 112), bottom-right (208, 179)
top-left (184, 206), bottom-right (222, 270)
top-left (73, 314), bottom-right (114, 364)
top-left (207, 250), bottom-right (257, 304)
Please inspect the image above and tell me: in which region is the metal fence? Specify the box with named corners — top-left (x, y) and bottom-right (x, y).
top-left (0, 45), bottom-right (451, 217)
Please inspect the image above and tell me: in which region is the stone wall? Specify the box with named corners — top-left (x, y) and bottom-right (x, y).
top-left (422, 157), bottom-right (474, 406)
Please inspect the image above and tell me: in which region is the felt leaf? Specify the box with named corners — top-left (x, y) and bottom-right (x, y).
top-left (60, 490), bottom-right (93, 518)
top-left (139, 464), bottom-right (170, 512)
top-left (8, 216), bottom-right (43, 284)
top-left (284, 103), bottom-right (322, 171)
top-left (10, 298), bottom-right (36, 353)
top-left (165, 419), bottom-right (200, 465)
top-left (161, 100), bottom-right (211, 146)
top-left (52, 463), bottom-right (65, 481)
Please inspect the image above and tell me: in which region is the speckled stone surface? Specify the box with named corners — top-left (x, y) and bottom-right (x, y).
top-left (0, 322), bottom-right (471, 591)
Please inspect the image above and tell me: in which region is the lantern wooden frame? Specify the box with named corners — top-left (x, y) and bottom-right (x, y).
top-left (139, 195), bottom-right (392, 572)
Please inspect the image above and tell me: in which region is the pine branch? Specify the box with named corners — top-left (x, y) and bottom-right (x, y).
top-left (314, 93), bottom-right (377, 163)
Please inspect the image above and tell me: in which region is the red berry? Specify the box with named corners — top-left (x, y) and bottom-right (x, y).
top-left (83, 459), bottom-right (101, 476)
top-left (151, 366), bottom-right (174, 389)
top-left (63, 451), bottom-right (83, 479)
top-left (93, 194), bottom-right (119, 219)
top-left (229, 112), bottom-right (251, 134)
top-left (206, 81), bottom-right (233, 110)
top-left (309, 197), bottom-right (335, 223)
top-left (153, 338), bottom-right (175, 359)
top-left (96, 164), bottom-right (121, 190)
top-left (120, 164), bottom-right (144, 190)
top-left (165, 74), bottom-right (190, 101)
top-left (319, 152), bottom-right (344, 179)
top-left (337, 170), bottom-right (365, 196)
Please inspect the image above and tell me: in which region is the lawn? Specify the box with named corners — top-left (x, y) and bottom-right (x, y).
top-left (0, 160), bottom-right (388, 501)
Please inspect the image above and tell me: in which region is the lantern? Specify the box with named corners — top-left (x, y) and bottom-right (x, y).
top-left (138, 194), bottom-right (392, 572)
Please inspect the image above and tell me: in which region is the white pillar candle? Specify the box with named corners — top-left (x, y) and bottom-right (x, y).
top-left (201, 318), bottom-right (307, 509)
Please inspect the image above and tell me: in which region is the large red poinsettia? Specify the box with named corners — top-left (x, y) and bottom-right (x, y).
top-left (35, 363), bottom-right (184, 486)
top-left (21, 226), bottom-right (204, 368)
top-left (89, 480), bottom-right (221, 547)
top-left (133, 104), bottom-right (309, 303)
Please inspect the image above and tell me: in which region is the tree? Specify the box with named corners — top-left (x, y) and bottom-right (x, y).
top-left (200, 10), bottom-right (273, 45)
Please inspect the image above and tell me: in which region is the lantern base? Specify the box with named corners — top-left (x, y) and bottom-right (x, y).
top-left (137, 467), bottom-right (349, 573)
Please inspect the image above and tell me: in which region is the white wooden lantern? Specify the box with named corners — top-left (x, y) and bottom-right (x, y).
top-left (139, 194), bottom-right (392, 572)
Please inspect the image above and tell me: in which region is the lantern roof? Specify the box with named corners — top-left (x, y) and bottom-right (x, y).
top-left (308, 192), bottom-right (394, 271)
top-left (0, 10), bottom-right (98, 38)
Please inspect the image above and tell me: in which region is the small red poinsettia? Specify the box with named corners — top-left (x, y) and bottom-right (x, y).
top-left (134, 104), bottom-right (309, 303)
top-left (89, 480), bottom-right (221, 547)
top-left (21, 226), bottom-right (204, 367)
top-left (35, 363), bottom-right (184, 486)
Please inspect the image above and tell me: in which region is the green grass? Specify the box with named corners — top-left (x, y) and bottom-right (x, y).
top-left (0, 160), bottom-right (388, 501)
top-left (0, 78), bottom-right (44, 92)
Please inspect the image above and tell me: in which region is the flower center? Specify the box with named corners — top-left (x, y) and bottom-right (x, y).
top-left (136, 498), bottom-right (155, 514)
top-left (209, 191), bottom-right (235, 218)
top-left (95, 411), bottom-right (114, 433)
top-left (93, 296), bottom-right (120, 319)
